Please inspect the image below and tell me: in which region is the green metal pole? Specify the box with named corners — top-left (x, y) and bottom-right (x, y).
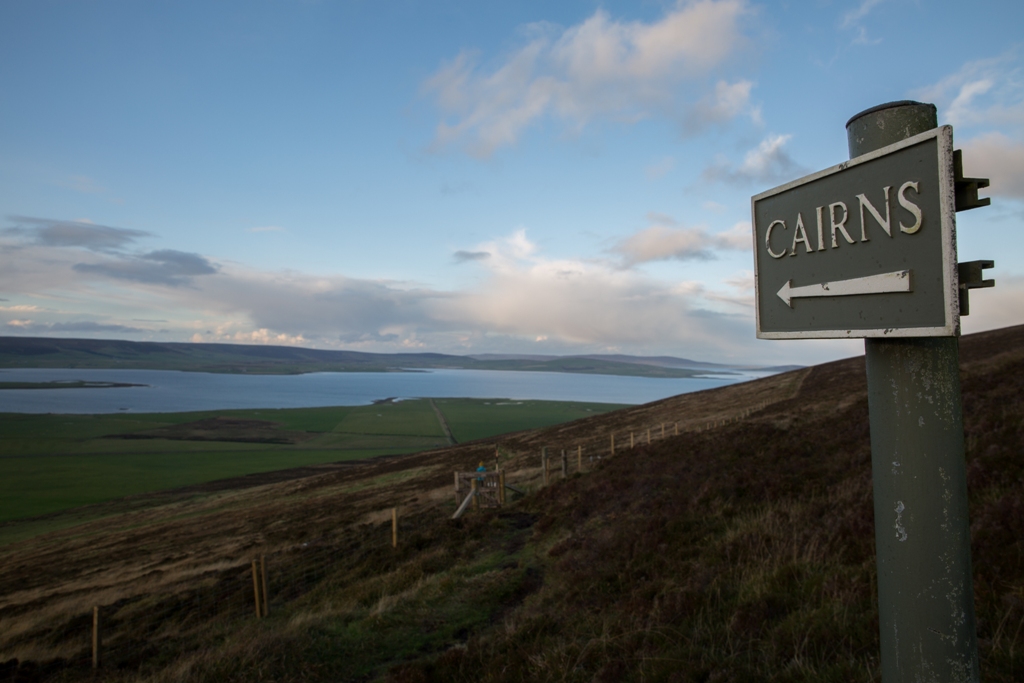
top-left (847, 101), bottom-right (979, 682)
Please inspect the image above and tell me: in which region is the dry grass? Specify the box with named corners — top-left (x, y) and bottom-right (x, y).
top-left (1, 325), bottom-right (1023, 681)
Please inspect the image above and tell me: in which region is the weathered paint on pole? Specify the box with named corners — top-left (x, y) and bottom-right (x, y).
top-left (848, 101), bottom-right (979, 683)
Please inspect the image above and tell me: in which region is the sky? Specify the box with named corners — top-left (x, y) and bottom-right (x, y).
top-left (1, 0), bottom-right (1022, 366)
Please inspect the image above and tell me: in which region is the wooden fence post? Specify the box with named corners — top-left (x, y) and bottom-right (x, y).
top-left (542, 447), bottom-right (549, 486)
top-left (260, 554), bottom-right (269, 616)
top-left (251, 560), bottom-right (262, 618)
top-left (91, 606), bottom-right (100, 669)
top-left (610, 434), bottom-right (615, 456)
top-left (560, 450), bottom-right (567, 479)
top-left (647, 428), bottom-right (651, 444)
top-left (471, 478), bottom-right (479, 510)
top-left (630, 432), bottom-right (634, 449)
top-left (577, 445), bottom-right (582, 471)
top-left (499, 470), bottom-right (506, 505)
top-left (391, 508), bottom-right (398, 548)
top-left (674, 422), bottom-right (679, 436)
top-left (454, 471), bottom-right (460, 504)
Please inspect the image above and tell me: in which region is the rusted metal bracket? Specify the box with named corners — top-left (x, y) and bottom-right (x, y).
top-left (958, 260), bottom-right (995, 316)
top-left (953, 149), bottom-right (990, 212)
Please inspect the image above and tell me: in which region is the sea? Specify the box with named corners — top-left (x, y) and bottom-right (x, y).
top-left (0, 367), bottom-right (776, 414)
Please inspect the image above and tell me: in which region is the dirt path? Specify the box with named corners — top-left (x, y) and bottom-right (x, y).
top-left (428, 399), bottom-right (457, 445)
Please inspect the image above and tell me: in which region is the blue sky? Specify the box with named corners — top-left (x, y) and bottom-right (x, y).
top-left (1, 0), bottom-right (1022, 365)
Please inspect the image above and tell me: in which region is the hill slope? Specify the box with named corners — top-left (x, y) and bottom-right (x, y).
top-left (0, 325), bottom-right (1021, 682)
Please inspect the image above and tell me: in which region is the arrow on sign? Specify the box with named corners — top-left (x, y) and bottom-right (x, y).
top-left (777, 270), bottom-right (912, 307)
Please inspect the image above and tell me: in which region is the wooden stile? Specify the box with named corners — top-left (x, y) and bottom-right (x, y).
top-left (452, 487), bottom-right (476, 519)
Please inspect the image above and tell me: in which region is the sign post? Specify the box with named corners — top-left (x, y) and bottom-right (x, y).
top-left (752, 101), bottom-right (993, 682)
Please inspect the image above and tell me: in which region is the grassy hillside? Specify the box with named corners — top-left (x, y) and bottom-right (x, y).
top-left (0, 325), bottom-right (1021, 682)
top-left (0, 337), bottom-right (726, 378)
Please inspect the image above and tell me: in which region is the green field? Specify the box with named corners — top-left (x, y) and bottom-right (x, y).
top-left (432, 398), bottom-right (613, 442)
top-left (0, 398), bottom-right (626, 526)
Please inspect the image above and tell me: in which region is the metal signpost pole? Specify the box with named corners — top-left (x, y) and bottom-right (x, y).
top-left (847, 102), bottom-right (979, 682)
top-left (752, 98), bottom-right (993, 681)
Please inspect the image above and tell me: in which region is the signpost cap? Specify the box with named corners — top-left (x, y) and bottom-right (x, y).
top-left (846, 100), bottom-right (937, 158)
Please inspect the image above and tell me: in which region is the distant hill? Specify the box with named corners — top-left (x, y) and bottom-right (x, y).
top-left (0, 336), bottom-right (791, 378)
top-left (470, 352), bottom-right (749, 371)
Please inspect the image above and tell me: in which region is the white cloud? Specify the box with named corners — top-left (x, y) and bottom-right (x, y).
top-left (723, 270), bottom-right (755, 292)
top-left (453, 250), bottom-right (491, 263)
top-left (961, 274), bottom-right (1024, 336)
top-left (4, 320), bottom-right (145, 334)
top-left (961, 132), bottom-right (1024, 200)
top-left (913, 52), bottom-right (1024, 202)
top-left (683, 79), bottom-right (759, 133)
top-left (913, 51), bottom-right (1024, 132)
top-left (445, 230), bottom-right (752, 353)
top-left (3, 215), bottom-right (151, 252)
top-left (424, 0), bottom-right (751, 156)
top-left (0, 222), bottom-right (862, 364)
top-left (716, 221), bottom-right (752, 250)
top-left (611, 215), bottom-right (750, 266)
top-left (191, 328), bottom-right (308, 346)
top-left (840, 0), bottom-right (887, 44)
top-left (703, 133), bottom-right (806, 185)
top-left (645, 156), bottom-right (675, 180)
top-left (840, 0), bottom-right (886, 29)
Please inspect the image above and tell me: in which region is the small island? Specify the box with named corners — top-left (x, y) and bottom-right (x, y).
top-left (0, 380), bottom-right (148, 390)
